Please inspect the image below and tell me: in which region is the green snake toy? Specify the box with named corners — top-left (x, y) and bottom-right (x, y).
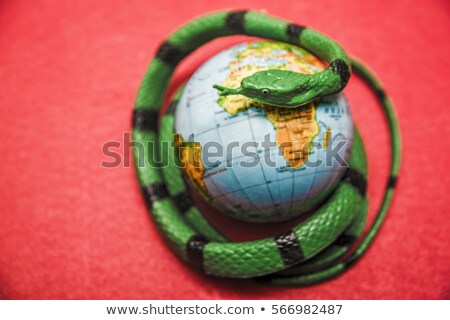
top-left (132, 11), bottom-right (401, 285)
top-left (213, 63), bottom-right (349, 107)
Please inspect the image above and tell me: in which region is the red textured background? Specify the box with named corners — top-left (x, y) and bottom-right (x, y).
top-left (1, 0), bottom-right (449, 300)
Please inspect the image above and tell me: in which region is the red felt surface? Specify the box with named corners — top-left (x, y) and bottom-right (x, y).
top-left (1, 0), bottom-right (450, 300)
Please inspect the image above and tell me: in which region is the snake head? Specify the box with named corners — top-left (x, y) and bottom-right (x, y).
top-left (214, 70), bottom-right (320, 107)
top-left (213, 84), bottom-right (242, 96)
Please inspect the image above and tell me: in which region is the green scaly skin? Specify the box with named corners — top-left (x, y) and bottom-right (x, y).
top-left (214, 66), bottom-right (348, 107)
top-left (132, 11), bottom-right (401, 284)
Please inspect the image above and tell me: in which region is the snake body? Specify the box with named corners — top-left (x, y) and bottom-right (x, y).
top-left (132, 11), bottom-right (401, 284)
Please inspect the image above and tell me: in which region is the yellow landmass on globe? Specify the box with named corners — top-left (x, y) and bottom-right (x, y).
top-left (174, 133), bottom-right (209, 199)
top-left (264, 103), bottom-right (319, 168)
top-left (323, 127), bottom-right (332, 150)
top-left (217, 41), bottom-right (324, 168)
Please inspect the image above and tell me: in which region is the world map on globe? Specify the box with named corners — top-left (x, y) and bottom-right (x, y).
top-left (173, 41), bottom-right (354, 222)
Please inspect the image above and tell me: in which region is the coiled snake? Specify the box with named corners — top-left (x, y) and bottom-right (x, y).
top-left (132, 11), bottom-right (401, 285)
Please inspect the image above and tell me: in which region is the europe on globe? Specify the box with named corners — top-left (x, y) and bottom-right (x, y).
top-left (173, 41), bottom-right (354, 222)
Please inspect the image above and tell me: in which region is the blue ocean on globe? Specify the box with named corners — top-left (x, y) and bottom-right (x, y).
top-left (174, 41), bottom-right (353, 222)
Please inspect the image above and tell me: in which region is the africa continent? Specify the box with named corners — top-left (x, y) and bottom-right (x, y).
top-left (217, 42), bottom-right (324, 168)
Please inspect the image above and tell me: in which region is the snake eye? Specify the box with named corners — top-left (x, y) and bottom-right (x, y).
top-left (261, 89), bottom-right (270, 96)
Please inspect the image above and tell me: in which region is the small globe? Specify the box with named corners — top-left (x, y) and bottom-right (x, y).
top-left (174, 41), bottom-right (354, 223)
